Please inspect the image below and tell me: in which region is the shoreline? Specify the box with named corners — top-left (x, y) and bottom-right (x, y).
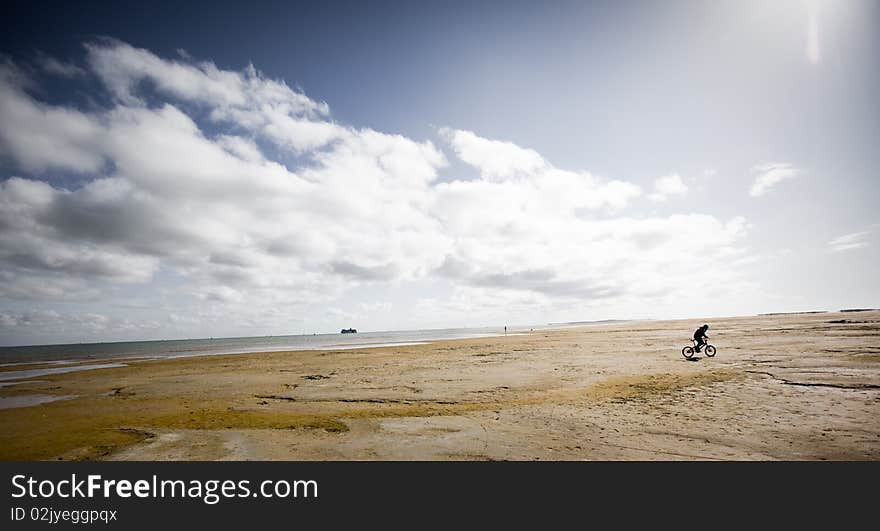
top-left (0, 329), bottom-right (520, 367)
top-left (1, 311), bottom-right (878, 461)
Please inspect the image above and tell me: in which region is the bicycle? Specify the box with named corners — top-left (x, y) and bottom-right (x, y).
top-left (681, 338), bottom-right (716, 359)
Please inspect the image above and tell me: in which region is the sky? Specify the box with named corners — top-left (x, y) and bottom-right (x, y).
top-left (1, 0), bottom-right (878, 345)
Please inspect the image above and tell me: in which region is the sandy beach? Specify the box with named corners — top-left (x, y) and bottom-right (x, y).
top-left (1, 311), bottom-right (878, 461)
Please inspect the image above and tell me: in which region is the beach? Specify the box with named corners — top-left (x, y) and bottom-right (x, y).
top-left (1, 311), bottom-right (878, 461)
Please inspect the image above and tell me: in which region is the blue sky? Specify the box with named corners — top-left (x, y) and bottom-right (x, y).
top-left (1, 0), bottom-right (878, 345)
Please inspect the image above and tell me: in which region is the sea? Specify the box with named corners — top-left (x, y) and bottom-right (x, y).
top-left (0, 325), bottom-right (556, 367)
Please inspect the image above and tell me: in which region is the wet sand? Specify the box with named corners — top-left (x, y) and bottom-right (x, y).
top-left (1, 311), bottom-right (878, 460)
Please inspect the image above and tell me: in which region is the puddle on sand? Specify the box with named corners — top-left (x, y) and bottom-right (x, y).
top-left (0, 363), bottom-right (127, 382)
top-left (0, 380), bottom-right (48, 388)
top-left (0, 394), bottom-right (76, 409)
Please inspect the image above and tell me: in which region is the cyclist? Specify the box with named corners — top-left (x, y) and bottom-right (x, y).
top-left (693, 324), bottom-right (709, 352)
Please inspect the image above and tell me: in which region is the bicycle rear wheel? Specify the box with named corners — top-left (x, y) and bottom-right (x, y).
top-left (705, 345), bottom-right (716, 357)
top-left (682, 346), bottom-right (694, 359)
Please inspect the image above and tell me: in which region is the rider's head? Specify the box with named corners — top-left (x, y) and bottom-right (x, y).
top-left (702, 324), bottom-right (709, 330)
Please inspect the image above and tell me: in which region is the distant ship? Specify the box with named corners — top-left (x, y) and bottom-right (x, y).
top-left (341, 328), bottom-right (357, 334)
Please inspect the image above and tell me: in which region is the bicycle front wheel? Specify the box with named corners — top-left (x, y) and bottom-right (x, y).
top-left (682, 346), bottom-right (694, 359)
top-left (705, 345), bottom-right (716, 357)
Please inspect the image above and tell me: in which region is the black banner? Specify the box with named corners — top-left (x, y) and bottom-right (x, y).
top-left (1, 461), bottom-right (875, 528)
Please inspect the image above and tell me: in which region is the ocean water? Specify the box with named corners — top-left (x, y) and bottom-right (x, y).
top-left (0, 326), bottom-right (525, 366)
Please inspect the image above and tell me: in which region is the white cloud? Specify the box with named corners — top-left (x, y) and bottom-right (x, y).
top-left (0, 44), bottom-right (448, 310)
top-left (439, 128), bottom-right (545, 181)
top-left (85, 40), bottom-right (336, 153)
top-left (0, 43), bottom-right (756, 341)
top-left (359, 301), bottom-right (392, 313)
top-left (829, 230), bottom-right (870, 252)
top-left (262, 115), bottom-right (345, 152)
top-left (0, 65), bottom-right (105, 173)
top-left (749, 162), bottom-right (799, 197)
top-left (37, 53), bottom-right (87, 78)
top-left (0, 309), bottom-right (160, 342)
top-left (648, 173), bottom-right (688, 202)
top-left (806, 0), bottom-right (821, 65)
top-left (438, 129), bottom-right (641, 212)
top-left (433, 130), bottom-right (746, 304)
top-left (216, 135), bottom-right (265, 163)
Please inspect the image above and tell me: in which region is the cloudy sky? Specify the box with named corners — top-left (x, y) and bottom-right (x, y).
top-left (1, 0), bottom-right (878, 345)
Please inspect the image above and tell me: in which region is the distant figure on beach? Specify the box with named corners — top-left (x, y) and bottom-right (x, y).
top-left (504, 325), bottom-right (507, 335)
top-left (693, 324), bottom-right (709, 352)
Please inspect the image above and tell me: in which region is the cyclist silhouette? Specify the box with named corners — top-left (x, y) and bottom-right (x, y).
top-left (693, 324), bottom-right (709, 352)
